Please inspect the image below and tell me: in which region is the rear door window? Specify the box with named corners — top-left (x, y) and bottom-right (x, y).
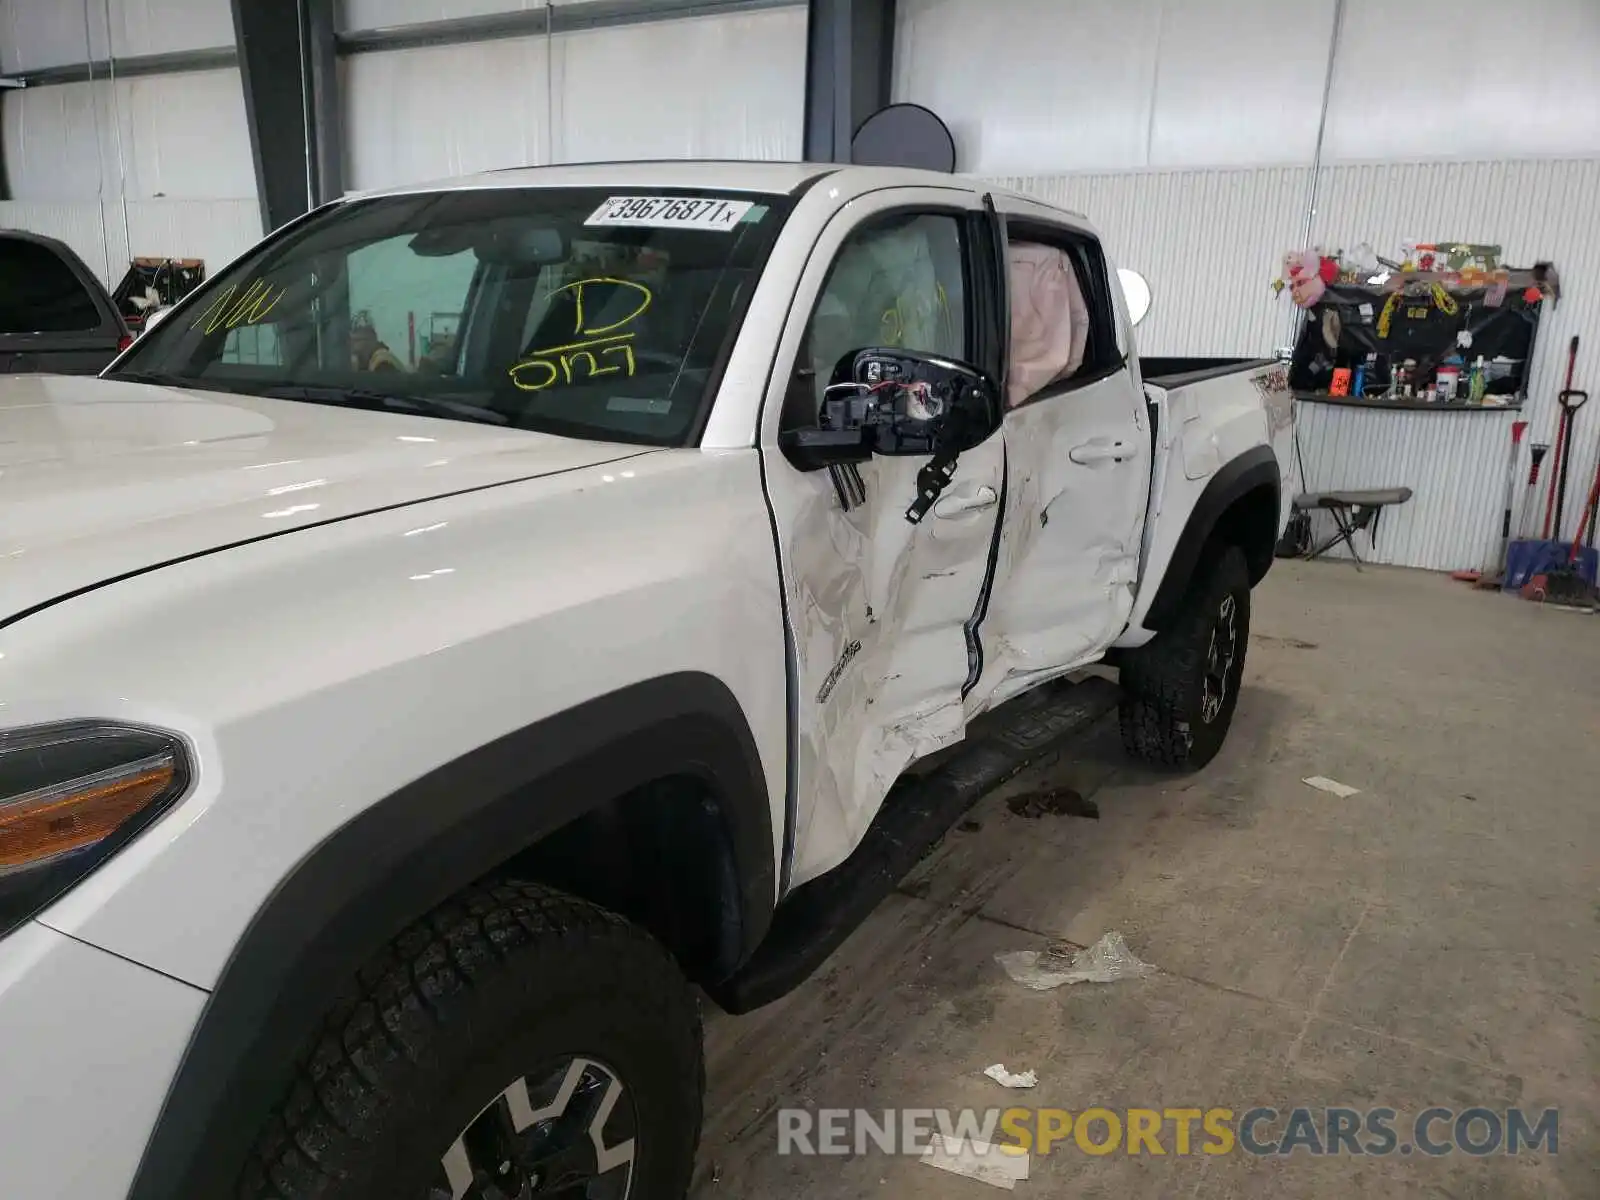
top-left (0, 236), bottom-right (106, 334)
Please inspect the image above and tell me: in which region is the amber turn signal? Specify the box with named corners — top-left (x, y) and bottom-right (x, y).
top-left (0, 754), bottom-right (178, 870)
top-left (0, 722), bottom-right (189, 936)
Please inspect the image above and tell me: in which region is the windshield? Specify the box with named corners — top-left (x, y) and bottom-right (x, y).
top-left (112, 186), bottom-right (792, 446)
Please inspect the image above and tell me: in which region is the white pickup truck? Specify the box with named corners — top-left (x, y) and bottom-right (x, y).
top-left (0, 161), bottom-right (1292, 1199)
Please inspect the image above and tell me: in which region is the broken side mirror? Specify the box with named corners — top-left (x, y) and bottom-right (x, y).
top-left (778, 346), bottom-right (999, 471)
top-left (845, 347), bottom-right (998, 456)
top-left (778, 425), bottom-right (874, 471)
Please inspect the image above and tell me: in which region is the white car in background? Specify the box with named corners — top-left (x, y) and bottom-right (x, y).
top-left (0, 161), bottom-right (1292, 1199)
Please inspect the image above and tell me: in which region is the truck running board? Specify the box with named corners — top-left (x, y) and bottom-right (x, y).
top-left (710, 677), bottom-right (1119, 1014)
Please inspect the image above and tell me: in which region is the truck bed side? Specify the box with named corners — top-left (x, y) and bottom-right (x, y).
top-left (1119, 358), bottom-right (1294, 647)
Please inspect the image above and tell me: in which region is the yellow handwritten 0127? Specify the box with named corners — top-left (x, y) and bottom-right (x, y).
top-left (190, 278), bottom-right (287, 335)
top-left (509, 277), bottom-right (653, 392)
top-left (879, 282), bottom-right (953, 350)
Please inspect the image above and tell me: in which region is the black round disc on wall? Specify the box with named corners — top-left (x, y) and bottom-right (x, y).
top-left (851, 103), bottom-right (957, 173)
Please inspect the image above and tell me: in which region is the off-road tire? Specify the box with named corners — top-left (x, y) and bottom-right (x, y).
top-left (1120, 545), bottom-right (1251, 770)
top-left (237, 880), bottom-right (703, 1199)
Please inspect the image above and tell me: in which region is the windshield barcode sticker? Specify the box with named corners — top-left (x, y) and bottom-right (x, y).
top-left (586, 196), bottom-right (754, 232)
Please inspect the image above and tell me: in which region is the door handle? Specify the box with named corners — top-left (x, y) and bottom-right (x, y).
top-left (933, 485), bottom-right (998, 518)
top-left (1069, 439), bottom-right (1133, 465)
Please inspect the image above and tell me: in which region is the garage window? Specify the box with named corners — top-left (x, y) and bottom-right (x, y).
top-left (0, 236), bottom-right (104, 334)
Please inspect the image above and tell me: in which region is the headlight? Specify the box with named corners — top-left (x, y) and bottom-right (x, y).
top-left (0, 722), bottom-right (190, 938)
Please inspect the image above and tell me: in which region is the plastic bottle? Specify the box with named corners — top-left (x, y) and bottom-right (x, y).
top-left (1436, 354), bottom-right (1464, 403)
top-left (1468, 356), bottom-right (1487, 404)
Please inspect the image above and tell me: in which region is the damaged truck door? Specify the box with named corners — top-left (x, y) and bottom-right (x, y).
top-left (974, 199), bottom-right (1153, 705)
top-left (761, 191), bottom-right (1006, 886)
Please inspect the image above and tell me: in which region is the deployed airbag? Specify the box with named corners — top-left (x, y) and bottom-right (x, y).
top-left (1007, 242), bottom-right (1087, 408)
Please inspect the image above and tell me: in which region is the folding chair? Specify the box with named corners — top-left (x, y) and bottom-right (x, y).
top-left (1292, 488), bottom-right (1414, 570)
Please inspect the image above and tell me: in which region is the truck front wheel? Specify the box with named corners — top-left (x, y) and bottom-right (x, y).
top-left (1120, 545), bottom-right (1251, 770)
top-left (238, 881), bottom-right (703, 1200)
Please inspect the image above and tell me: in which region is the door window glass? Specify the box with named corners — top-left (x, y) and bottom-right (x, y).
top-left (796, 212), bottom-right (967, 418)
top-left (0, 236), bottom-right (104, 333)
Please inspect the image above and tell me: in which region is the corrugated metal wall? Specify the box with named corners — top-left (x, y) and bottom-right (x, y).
top-left (1294, 405), bottom-right (1519, 570)
top-left (1308, 158), bottom-right (1600, 560)
top-left (989, 166), bottom-right (1311, 357)
top-left (908, 0), bottom-right (1600, 571)
top-left (1000, 158), bottom-right (1600, 568)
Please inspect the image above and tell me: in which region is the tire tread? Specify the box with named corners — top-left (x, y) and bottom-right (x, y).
top-left (238, 881), bottom-right (701, 1200)
top-left (1120, 545), bottom-right (1251, 769)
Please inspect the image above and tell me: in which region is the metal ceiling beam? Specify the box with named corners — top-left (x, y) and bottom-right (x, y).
top-left (338, 0), bottom-right (800, 55)
top-left (5, 46), bottom-right (236, 88)
top-left (233, 0), bottom-right (342, 233)
top-left (805, 0), bottom-right (895, 163)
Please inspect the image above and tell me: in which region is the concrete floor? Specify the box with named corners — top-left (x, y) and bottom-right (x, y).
top-left (694, 560), bottom-right (1599, 1198)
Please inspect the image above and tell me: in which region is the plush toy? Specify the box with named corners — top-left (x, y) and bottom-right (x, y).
top-left (1281, 250), bottom-right (1327, 308)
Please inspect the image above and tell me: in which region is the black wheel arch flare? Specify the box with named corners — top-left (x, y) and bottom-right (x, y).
top-left (1142, 444), bottom-right (1281, 632)
top-left (127, 671), bottom-right (773, 1200)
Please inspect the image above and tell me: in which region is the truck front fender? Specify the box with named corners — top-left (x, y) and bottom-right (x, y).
top-left (128, 671), bottom-right (772, 1200)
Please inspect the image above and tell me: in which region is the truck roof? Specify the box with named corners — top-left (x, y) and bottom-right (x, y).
top-left (354, 159), bottom-right (1069, 213)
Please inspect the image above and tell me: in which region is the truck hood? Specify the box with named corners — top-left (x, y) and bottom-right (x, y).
top-left (1, 374), bottom-right (652, 621)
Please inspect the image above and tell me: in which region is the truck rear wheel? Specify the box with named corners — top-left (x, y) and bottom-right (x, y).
top-left (1120, 545), bottom-right (1251, 770)
top-left (238, 881), bottom-right (702, 1200)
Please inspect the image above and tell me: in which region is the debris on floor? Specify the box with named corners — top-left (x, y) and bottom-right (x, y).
top-left (982, 1063), bottom-right (1038, 1089)
top-left (920, 1133), bottom-right (1030, 1190)
top-left (1005, 787), bottom-right (1100, 820)
top-left (995, 931), bottom-right (1156, 990)
top-left (1302, 775), bottom-right (1361, 798)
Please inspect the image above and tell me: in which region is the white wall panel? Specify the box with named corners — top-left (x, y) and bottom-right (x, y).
top-left (897, 0), bottom-right (1334, 174)
top-left (0, 0), bottom-right (108, 71)
top-left (0, 0), bottom-right (234, 71)
top-left (0, 198), bottom-right (261, 285)
top-left (999, 166), bottom-right (1310, 358)
top-left (2, 69), bottom-right (255, 200)
top-left (1147, 0), bottom-right (1336, 169)
top-left (897, 0), bottom-right (1600, 174)
top-left (552, 8), bottom-right (804, 163)
top-left (342, 38), bottom-right (552, 191)
top-left (896, 0), bottom-right (1162, 175)
top-left (1, 81), bottom-right (106, 196)
top-left (1324, 0), bottom-right (1600, 163)
top-left (343, 8), bottom-right (805, 191)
